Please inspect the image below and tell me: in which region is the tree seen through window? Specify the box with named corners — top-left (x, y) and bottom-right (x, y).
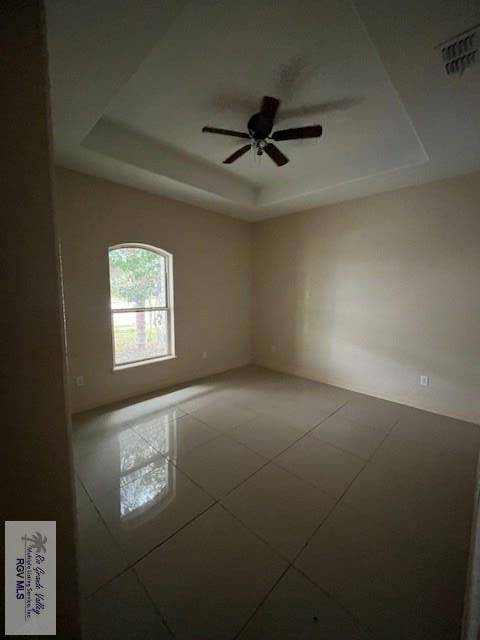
top-left (108, 245), bottom-right (174, 366)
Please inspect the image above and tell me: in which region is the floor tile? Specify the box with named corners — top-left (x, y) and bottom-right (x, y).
top-left (76, 429), bottom-right (164, 503)
top-left (310, 413), bottom-right (386, 459)
top-left (94, 460), bottom-right (213, 563)
top-left (275, 436), bottom-right (365, 498)
top-left (295, 503), bottom-right (464, 640)
top-left (73, 422), bottom-right (136, 461)
top-left (73, 366), bottom-right (478, 639)
top-left (260, 404), bottom-right (332, 434)
top-left (77, 503), bottom-right (129, 596)
top-left (259, 390), bottom-right (343, 418)
top-left (222, 464), bottom-right (335, 560)
top-left (99, 396), bottom-right (186, 427)
top-left (392, 409), bottom-right (480, 458)
top-left (342, 462), bottom-right (473, 557)
top-left (135, 504), bottom-right (287, 640)
top-left (162, 382), bottom-right (223, 410)
top-left (179, 386), bottom-right (251, 413)
top-left (335, 396), bottom-right (402, 433)
top-left (81, 570), bottom-right (171, 640)
top-left (371, 432), bottom-right (477, 490)
top-left (228, 414), bottom-right (302, 459)
top-left (239, 567), bottom-right (369, 639)
top-left (72, 409), bottom-right (132, 442)
top-left (175, 436), bottom-right (267, 499)
top-left (134, 412), bottom-right (220, 460)
top-left (184, 399), bottom-right (258, 431)
top-left (73, 403), bottom-right (184, 452)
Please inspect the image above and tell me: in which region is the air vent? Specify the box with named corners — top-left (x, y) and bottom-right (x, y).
top-left (438, 24), bottom-right (479, 76)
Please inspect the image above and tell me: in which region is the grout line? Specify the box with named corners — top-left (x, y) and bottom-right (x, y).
top-left (220, 404), bottom-right (374, 637)
top-left (82, 412), bottom-right (360, 627)
top-left (368, 418), bottom-right (398, 458)
top-left (292, 563), bottom-right (376, 639)
top-left (245, 460), bottom-right (374, 640)
top-left (75, 376), bottom-right (403, 635)
top-left (232, 564), bottom-right (291, 640)
top-left (86, 563), bottom-right (132, 598)
top-left (219, 457), bottom-right (273, 500)
top-left (290, 457), bottom-right (368, 564)
top-left (132, 500), bottom-right (218, 567)
top-left (130, 565), bottom-right (177, 639)
top-left (81, 398), bottom-right (359, 581)
top-left (80, 501), bottom-right (133, 597)
top-left (212, 409), bottom-right (338, 501)
top-left (215, 501), bottom-right (292, 565)
top-left (305, 432), bottom-right (373, 463)
top-left (169, 459), bottom-right (220, 499)
top-left (85, 500), bottom-right (218, 599)
top-left (76, 372), bottom-right (475, 639)
top-left (75, 473), bottom-right (94, 504)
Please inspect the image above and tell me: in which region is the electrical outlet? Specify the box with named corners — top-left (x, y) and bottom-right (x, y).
top-left (420, 375), bottom-right (429, 386)
top-left (76, 375), bottom-right (85, 387)
top-left (271, 345), bottom-right (277, 354)
top-left (202, 351), bottom-right (207, 360)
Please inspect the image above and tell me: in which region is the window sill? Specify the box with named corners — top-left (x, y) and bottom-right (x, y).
top-left (113, 354), bottom-right (177, 372)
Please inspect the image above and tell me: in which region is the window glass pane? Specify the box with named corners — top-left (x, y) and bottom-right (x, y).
top-left (113, 310), bottom-right (169, 364)
top-left (109, 247), bottom-right (166, 309)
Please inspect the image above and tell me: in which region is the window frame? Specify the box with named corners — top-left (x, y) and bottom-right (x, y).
top-left (108, 242), bottom-right (176, 370)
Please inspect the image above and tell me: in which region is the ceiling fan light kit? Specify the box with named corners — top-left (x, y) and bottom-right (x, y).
top-left (202, 95), bottom-right (323, 166)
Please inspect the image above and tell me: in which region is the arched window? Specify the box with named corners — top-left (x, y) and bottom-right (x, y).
top-left (108, 244), bottom-right (175, 368)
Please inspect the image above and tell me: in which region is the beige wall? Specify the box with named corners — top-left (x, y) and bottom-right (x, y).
top-left (5, 2), bottom-right (80, 636)
top-left (56, 168), bottom-right (252, 413)
top-left (253, 172), bottom-right (480, 424)
top-left (57, 167), bottom-right (479, 424)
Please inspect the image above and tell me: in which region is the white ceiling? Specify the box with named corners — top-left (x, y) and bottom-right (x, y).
top-left (46, 0), bottom-right (480, 220)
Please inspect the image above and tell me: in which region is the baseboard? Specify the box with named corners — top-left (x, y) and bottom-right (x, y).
top-left (254, 359), bottom-right (480, 426)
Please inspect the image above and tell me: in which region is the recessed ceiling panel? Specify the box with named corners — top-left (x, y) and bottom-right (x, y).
top-left (49, 0), bottom-right (479, 219)
top-left (100, 0), bottom-right (426, 204)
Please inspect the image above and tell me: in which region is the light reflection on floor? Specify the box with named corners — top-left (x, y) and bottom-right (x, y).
top-left (76, 367), bottom-right (480, 639)
top-left (118, 419), bottom-right (176, 520)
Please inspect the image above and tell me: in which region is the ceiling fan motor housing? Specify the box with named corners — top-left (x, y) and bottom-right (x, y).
top-left (248, 113), bottom-right (274, 140)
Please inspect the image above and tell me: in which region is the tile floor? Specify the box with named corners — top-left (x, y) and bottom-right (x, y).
top-left (73, 366), bottom-right (480, 639)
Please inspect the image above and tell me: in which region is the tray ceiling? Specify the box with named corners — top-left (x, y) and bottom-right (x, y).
top-left (47, 0), bottom-right (480, 220)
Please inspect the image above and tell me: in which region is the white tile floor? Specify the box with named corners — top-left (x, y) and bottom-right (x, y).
top-left (74, 366), bottom-right (480, 639)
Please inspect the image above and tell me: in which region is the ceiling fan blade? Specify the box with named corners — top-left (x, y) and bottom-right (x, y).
top-left (223, 144), bottom-right (252, 164)
top-left (264, 143), bottom-right (289, 167)
top-left (272, 125), bottom-right (323, 141)
top-left (202, 126), bottom-right (250, 139)
top-left (260, 96), bottom-right (280, 120)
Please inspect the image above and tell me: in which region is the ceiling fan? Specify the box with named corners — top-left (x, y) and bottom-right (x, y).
top-left (202, 96), bottom-right (322, 166)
